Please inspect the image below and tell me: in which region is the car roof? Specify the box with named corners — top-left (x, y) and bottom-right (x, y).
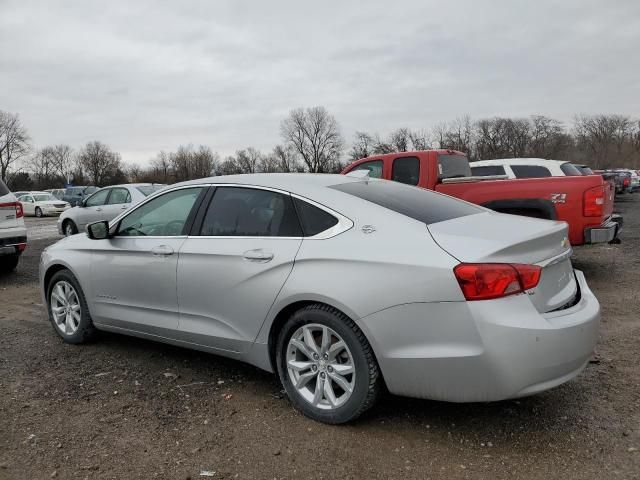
top-left (174, 173), bottom-right (360, 196)
top-left (473, 158), bottom-right (569, 167)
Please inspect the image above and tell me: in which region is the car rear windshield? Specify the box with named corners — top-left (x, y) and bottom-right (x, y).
top-left (136, 185), bottom-right (165, 196)
top-left (438, 155), bottom-right (471, 179)
top-left (560, 163), bottom-right (582, 176)
top-left (330, 180), bottom-right (482, 225)
top-left (33, 194), bottom-right (55, 201)
top-left (0, 179), bottom-right (10, 196)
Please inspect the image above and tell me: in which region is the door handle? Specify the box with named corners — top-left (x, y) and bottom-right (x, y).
top-left (243, 249), bottom-right (274, 262)
top-left (151, 245), bottom-right (174, 257)
top-left (95, 207), bottom-right (102, 211)
top-left (121, 205), bottom-right (129, 209)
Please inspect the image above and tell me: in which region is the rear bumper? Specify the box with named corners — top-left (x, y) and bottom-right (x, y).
top-left (360, 269), bottom-right (599, 402)
top-left (584, 215), bottom-right (622, 244)
top-left (0, 226), bottom-right (27, 256)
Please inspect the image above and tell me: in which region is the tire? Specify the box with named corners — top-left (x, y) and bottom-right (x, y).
top-left (47, 269), bottom-right (96, 344)
top-left (35, 207), bottom-right (43, 218)
top-left (276, 304), bottom-right (381, 424)
top-left (63, 220), bottom-right (78, 236)
top-left (0, 254), bottom-right (19, 273)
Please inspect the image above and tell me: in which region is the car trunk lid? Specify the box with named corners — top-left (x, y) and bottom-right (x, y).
top-left (428, 211), bottom-right (576, 313)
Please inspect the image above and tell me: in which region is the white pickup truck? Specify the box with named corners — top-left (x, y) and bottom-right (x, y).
top-left (0, 179), bottom-right (27, 272)
top-left (470, 158), bottom-right (585, 179)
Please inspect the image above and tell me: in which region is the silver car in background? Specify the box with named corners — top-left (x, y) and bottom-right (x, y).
top-left (40, 174), bottom-right (599, 424)
top-left (57, 183), bottom-right (165, 236)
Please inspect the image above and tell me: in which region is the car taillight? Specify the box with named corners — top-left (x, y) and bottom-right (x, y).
top-left (623, 177), bottom-right (630, 187)
top-left (453, 263), bottom-right (542, 301)
top-left (0, 201), bottom-right (23, 218)
top-left (583, 186), bottom-right (605, 217)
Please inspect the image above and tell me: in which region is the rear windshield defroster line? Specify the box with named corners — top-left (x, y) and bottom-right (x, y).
top-left (330, 180), bottom-right (481, 225)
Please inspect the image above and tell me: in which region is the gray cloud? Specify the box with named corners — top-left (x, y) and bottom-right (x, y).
top-left (1, 0), bottom-right (639, 164)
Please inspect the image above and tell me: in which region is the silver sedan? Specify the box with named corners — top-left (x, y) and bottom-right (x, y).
top-left (39, 174), bottom-right (599, 424)
top-left (57, 183), bottom-right (165, 236)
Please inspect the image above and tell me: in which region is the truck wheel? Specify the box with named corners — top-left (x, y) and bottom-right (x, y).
top-left (0, 254), bottom-right (19, 273)
top-left (276, 304), bottom-right (381, 424)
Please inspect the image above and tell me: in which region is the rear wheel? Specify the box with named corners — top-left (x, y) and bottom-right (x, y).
top-left (47, 270), bottom-right (96, 344)
top-left (35, 207), bottom-right (43, 218)
top-left (0, 254), bottom-right (19, 273)
top-left (276, 304), bottom-right (381, 424)
top-left (63, 220), bottom-right (78, 236)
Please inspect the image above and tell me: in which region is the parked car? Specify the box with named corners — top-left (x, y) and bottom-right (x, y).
top-left (595, 169), bottom-right (630, 194)
top-left (18, 192), bottom-right (71, 217)
top-left (62, 186), bottom-right (99, 207)
top-left (45, 188), bottom-right (66, 200)
top-left (57, 183), bottom-right (165, 236)
top-left (572, 164), bottom-right (594, 175)
top-left (40, 173), bottom-right (599, 424)
top-left (470, 158), bottom-right (583, 178)
top-left (343, 150), bottom-right (621, 246)
top-left (614, 169), bottom-right (640, 192)
top-left (0, 179), bottom-right (27, 273)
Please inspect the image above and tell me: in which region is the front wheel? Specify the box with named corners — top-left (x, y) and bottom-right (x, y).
top-left (276, 304), bottom-right (381, 424)
top-left (47, 270), bottom-right (96, 343)
top-left (63, 220), bottom-right (78, 236)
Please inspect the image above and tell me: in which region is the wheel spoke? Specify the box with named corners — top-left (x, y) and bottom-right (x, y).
top-left (71, 311), bottom-right (81, 324)
top-left (323, 377), bottom-right (338, 407)
top-left (295, 370), bottom-right (317, 390)
top-left (302, 326), bottom-right (319, 355)
top-left (330, 363), bottom-right (354, 376)
top-left (288, 360), bottom-right (314, 373)
top-left (313, 375), bottom-right (325, 406)
top-left (320, 326), bottom-right (330, 355)
top-left (329, 371), bottom-right (353, 394)
top-left (328, 340), bottom-right (346, 360)
top-left (52, 306), bottom-right (65, 314)
top-left (65, 314), bottom-right (73, 334)
top-left (290, 338), bottom-right (314, 360)
top-left (71, 304), bottom-right (80, 312)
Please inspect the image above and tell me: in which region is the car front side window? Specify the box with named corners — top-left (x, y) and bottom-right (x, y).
top-left (85, 189), bottom-right (110, 207)
top-left (117, 187), bottom-right (203, 237)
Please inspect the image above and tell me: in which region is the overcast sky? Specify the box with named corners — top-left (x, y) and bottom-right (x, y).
top-left (1, 0), bottom-right (639, 165)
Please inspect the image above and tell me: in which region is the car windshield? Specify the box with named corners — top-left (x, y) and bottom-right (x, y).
top-left (136, 185), bottom-right (166, 196)
top-left (33, 193), bottom-right (56, 201)
top-left (438, 155), bottom-right (471, 179)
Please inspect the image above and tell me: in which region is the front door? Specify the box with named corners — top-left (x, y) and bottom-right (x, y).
top-left (90, 186), bottom-right (205, 334)
top-left (76, 188), bottom-right (111, 231)
top-left (177, 186), bottom-right (302, 353)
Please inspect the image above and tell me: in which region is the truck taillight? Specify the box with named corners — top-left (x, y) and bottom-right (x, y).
top-left (623, 177), bottom-right (630, 187)
top-left (583, 186), bottom-right (605, 217)
top-left (453, 263), bottom-right (541, 301)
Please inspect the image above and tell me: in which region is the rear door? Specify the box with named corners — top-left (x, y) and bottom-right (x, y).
top-left (20, 195), bottom-right (36, 216)
top-left (177, 185), bottom-right (303, 353)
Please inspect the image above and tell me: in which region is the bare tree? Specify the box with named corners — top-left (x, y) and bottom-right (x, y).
top-left (573, 114), bottom-right (635, 169)
top-left (281, 106), bottom-right (344, 173)
top-left (217, 156), bottom-right (242, 175)
top-left (271, 144), bottom-right (302, 172)
top-left (235, 147), bottom-right (262, 173)
top-left (76, 141), bottom-right (122, 186)
top-left (349, 132), bottom-right (376, 161)
top-left (0, 111), bottom-right (30, 181)
top-left (150, 151), bottom-right (172, 183)
top-left (527, 116), bottom-right (570, 159)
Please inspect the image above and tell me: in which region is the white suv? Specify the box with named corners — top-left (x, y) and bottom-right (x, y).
top-left (0, 179), bottom-right (27, 273)
top-left (470, 158), bottom-right (584, 179)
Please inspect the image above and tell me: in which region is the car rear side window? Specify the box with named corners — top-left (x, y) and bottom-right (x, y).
top-left (470, 165), bottom-right (506, 176)
top-left (293, 198), bottom-right (339, 236)
top-left (330, 180), bottom-right (481, 225)
top-left (510, 165), bottom-right (552, 178)
top-left (107, 188), bottom-right (131, 205)
top-left (351, 160), bottom-right (383, 179)
top-left (438, 155), bottom-right (471, 179)
top-left (392, 157), bottom-right (419, 185)
top-left (200, 187), bottom-right (302, 237)
top-left (560, 163), bottom-right (582, 176)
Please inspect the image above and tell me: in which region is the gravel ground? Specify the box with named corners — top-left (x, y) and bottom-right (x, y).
top-left (1, 202), bottom-right (639, 480)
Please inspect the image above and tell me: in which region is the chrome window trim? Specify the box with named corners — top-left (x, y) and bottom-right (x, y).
top-left (190, 183), bottom-right (353, 240)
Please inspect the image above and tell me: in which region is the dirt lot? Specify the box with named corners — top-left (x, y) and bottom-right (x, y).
top-left (1, 204), bottom-right (639, 480)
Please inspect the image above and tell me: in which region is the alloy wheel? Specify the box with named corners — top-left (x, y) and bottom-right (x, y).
top-left (50, 281), bottom-right (81, 335)
top-left (286, 323), bottom-right (356, 410)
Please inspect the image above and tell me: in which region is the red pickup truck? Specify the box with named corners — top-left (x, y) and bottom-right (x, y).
top-left (342, 150), bottom-right (621, 246)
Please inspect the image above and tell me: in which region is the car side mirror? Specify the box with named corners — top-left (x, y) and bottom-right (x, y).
top-left (86, 221), bottom-right (110, 240)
